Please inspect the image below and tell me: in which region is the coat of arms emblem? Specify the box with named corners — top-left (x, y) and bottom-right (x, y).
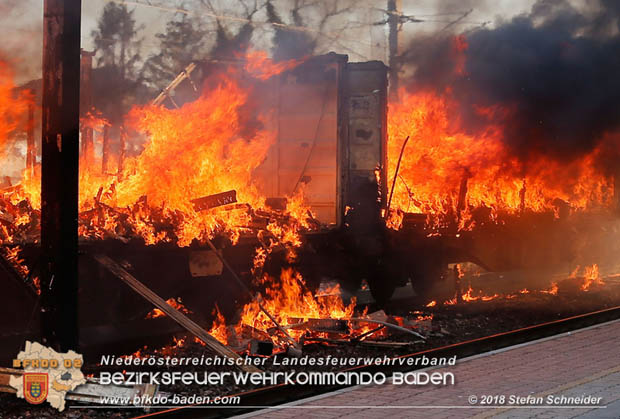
top-left (23, 372), bottom-right (48, 404)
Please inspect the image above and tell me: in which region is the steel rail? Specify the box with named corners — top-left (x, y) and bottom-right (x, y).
top-left (129, 305), bottom-right (620, 419)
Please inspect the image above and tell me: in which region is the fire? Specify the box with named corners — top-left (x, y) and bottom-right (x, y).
top-left (145, 297), bottom-right (192, 319)
top-left (455, 284), bottom-right (499, 303)
top-left (542, 282), bottom-right (559, 296)
top-left (387, 89), bottom-right (613, 231)
top-left (581, 264), bottom-right (604, 291)
top-left (207, 306), bottom-right (229, 346)
top-left (80, 110), bottom-right (110, 131)
top-left (206, 268), bottom-right (358, 347)
top-left (242, 50), bottom-right (304, 80)
top-left (242, 269), bottom-right (355, 340)
top-left (0, 60), bottom-right (31, 157)
top-left (1, 52), bottom-right (318, 249)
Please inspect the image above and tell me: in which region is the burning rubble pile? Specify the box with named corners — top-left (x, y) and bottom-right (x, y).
top-left (2, 55), bottom-right (314, 247)
top-left (0, 52), bottom-right (319, 295)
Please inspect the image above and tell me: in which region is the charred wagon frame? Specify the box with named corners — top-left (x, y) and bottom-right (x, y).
top-left (1, 49), bottom-right (617, 366)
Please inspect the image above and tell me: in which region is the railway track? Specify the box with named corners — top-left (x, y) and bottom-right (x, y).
top-left (129, 304), bottom-right (620, 419)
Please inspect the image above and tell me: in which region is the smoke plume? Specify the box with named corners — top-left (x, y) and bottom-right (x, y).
top-left (401, 0), bottom-right (620, 165)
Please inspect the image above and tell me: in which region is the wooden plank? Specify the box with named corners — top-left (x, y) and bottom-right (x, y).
top-left (349, 318), bottom-right (426, 340)
top-left (0, 367), bottom-right (20, 394)
top-left (151, 63), bottom-right (197, 106)
top-left (93, 254), bottom-right (261, 373)
top-left (191, 190), bottom-right (237, 211)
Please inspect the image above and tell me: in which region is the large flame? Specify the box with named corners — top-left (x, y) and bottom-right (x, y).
top-left (207, 268), bottom-right (358, 347)
top-left (0, 60), bottom-right (31, 157)
top-left (387, 88), bottom-right (613, 230)
top-left (3, 57), bottom-right (316, 247)
top-left (242, 50), bottom-right (304, 80)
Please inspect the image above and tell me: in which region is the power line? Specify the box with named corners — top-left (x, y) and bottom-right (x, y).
top-left (102, 0), bottom-right (377, 56)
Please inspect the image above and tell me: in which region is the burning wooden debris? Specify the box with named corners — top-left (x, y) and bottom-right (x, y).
top-left (95, 245), bottom-right (429, 358)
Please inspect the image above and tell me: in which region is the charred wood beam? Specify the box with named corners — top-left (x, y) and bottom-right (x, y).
top-left (191, 190), bottom-right (237, 211)
top-left (151, 63), bottom-right (197, 106)
top-left (519, 179), bottom-right (527, 214)
top-left (118, 125), bottom-right (126, 175)
top-left (288, 317), bottom-right (425, 340)
top-left (349, 318), bottom-right (426, 340)
top-left (40, 0), bottom-right (81, 352)
top-left (101, 124), bottom-right (110, 173)
top-left (81, 126), bottom-right (94, 162)
top-left (385, 135), bottom-right (410, 217)
top-left (456, 169), bottom-right (469, 223)
top-left (93, 254), bottom-right (261, 373)
top-left (26, 101), bottom-right (35, 173)
top-left (454, 265), bottom-right (463, 304)
top-left (0, 367), bottom-right (18, 394)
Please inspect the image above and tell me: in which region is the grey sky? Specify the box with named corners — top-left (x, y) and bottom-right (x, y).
top-left (1, 0), bottom-right (587, 84)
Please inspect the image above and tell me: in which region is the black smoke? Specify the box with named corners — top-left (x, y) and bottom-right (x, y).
top-left (401, 0), bottom-right (620, 164)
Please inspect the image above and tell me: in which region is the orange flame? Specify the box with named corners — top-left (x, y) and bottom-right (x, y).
top-left (145, 297), bottom-right (192, 319)
top-left (205, 268), bottom-right (358, 348)
top-left (581, 264), bottom-right (603, 291)
top-left (387, 89), bottom-right (613, 231)
top-left (0, 61), bottom-right (31, 157)
top-left (3, 52), bottom-right (317, 249)
top-left (207, 306), bottom-right (229, 345)
top-left (243, 50), bottom-right (304, 80)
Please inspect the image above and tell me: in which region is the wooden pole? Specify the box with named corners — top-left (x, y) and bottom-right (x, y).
top-left (118, 125), bottom-right (126, 175)
top-left (102, 124), bottom-right (110, 173)
top-left (26, 101), bottom-right (35, 174)
top-left (40, 0), bottom-right (81, 352)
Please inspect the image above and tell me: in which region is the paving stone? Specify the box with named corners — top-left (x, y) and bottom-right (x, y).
top-left (236, 320), bottom-right (620, 419)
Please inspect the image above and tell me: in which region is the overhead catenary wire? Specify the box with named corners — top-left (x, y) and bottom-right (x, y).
top-left (102, 0), bottom-right (486, 53)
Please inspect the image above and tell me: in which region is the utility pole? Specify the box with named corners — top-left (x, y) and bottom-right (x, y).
top-left (41, 0), bottom-right (81, 352)
top-left (387, 0), bottom-right (401, 101)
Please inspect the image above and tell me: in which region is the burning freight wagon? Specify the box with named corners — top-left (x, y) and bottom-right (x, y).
top-left (1, 42), bottom-right (619, 364)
